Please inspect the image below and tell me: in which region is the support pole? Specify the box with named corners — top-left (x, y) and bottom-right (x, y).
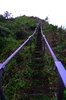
top-left (57, 75), bottom-right (64, 100)
top-left (0, 69), bottom-right (5, 100)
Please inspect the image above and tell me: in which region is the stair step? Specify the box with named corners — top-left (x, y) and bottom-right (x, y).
top-left (34, 54), bottom-right (42, 56)
top-left (21, 92), bottom-right (50, 97)
top-left (34, 57), bottom-right (41, 60)
top-left (28, 92), bottom-right (48, 95)
top-left (33, 60), bottom-right (43, 64)
top-left (34, 50), bottom-right (42, 53)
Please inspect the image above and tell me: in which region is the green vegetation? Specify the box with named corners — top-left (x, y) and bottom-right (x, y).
top-left (0, 14), bottom-right (66, 100)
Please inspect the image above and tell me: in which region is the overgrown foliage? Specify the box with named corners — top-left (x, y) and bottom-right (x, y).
top-left (0, 15), bottom-right (66, 100)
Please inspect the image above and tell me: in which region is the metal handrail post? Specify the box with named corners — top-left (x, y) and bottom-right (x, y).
top-left (0, 69), bottom-right (5, 100)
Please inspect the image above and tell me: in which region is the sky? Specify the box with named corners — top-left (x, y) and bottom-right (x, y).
top-left (0, 0), bottom-right (66, 27)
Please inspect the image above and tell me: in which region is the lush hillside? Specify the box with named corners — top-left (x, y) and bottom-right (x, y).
top-left (0, 15), bottom-right (66, 100)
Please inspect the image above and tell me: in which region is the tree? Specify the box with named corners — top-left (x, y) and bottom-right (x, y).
top-left (45, 16), bottom-right (49, 22)
top-left (3, 11), bottom-right (12, 19)
top-left (0, 14), bottom-right (5, 21)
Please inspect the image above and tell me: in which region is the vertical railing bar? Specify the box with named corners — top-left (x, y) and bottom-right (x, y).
top-left (0, 69), bottom-right (5, 100)
top-left (57, 75), bottom-right (64, 100)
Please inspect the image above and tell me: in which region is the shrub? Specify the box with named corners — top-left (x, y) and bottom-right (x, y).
top-left (16, 29), bottom-right (28, 40)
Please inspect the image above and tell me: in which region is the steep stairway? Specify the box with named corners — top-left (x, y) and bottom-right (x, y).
top-left (28, 24), bottom-right (50, 99)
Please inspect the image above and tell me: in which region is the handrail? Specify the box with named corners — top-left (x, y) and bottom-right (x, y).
top-left (0, 36), bottom-right (32, 69)
top-left (40, 26), bottom-right (66, 99)
top-left (42, 35), bottom-right (58, 62)
top-left (0, 23), bottom-right (39, 100)
top-left (0, 22), bottom-right (66, 100)
top-left (41, 24), bottom-right (58, 61)
top-left (0, 25), bottom-right (38, 70)
top-left (41, 27), bottom-right (66, 88)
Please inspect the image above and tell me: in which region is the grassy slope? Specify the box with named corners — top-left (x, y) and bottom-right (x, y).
top-left (0, 15), bottom-right (66, 100)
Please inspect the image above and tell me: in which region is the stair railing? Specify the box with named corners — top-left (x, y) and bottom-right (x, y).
top-left (0, 22), bottom-right (66, 100)
top-left (0, 24), bottom-right (39, 100)
top-left (40, 23), bottom-right (66, 100)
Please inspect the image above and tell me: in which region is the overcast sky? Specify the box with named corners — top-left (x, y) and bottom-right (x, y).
top-left (0, 0), bottom-right (66, 27)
